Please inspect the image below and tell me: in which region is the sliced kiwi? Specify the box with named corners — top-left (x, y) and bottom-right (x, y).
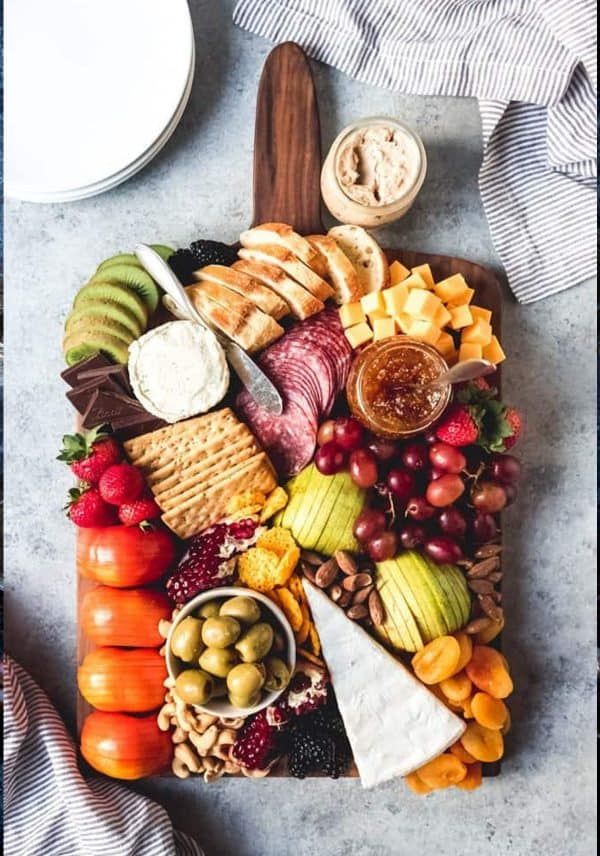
top-left (151, 244), bottom-right (175, 261)
top-left (64, 315), bottom-right (136, 346)
top-left (97, 253), bottom-right (139, 272)
top-left (65, 300), bottom-right (143, 338)
top-left (63, 330), bottom-right (130, 366)
top-left (74, 282), bottom-right (148, 330)
top-left (89, 264), bottom-right (160, 314)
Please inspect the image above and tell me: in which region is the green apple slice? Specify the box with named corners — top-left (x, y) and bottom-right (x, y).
top-left (422, 557), bottom-right (462, 634)
top-left (295, 467), bottom-right (345, 548)
top-left (443, 564), bottom-right (472, 625)
top-left (432, 563), bottom-right (466, 631)
top-left (387, 555), bottom-right (439, 642)
top-left (375, 562), bottom-right (424, 652)
top-left (313, 482), bottom-right (362, 555)
top-left (407, 552), bottom-right (453, 636)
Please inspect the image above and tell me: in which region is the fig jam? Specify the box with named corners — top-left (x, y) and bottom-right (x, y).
top-left (346, 338), bottom-right (451, 438)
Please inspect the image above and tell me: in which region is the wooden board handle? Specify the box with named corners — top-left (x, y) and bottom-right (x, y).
top-left (252, 42), bottom-right (324, 234)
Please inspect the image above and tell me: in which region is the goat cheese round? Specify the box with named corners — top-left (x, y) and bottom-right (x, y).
top-left (128, 321), bottom-right (229, 423)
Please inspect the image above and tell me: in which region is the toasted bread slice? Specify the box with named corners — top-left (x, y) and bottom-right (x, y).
top-left (240, 222), bottom-right (328, 278)
top-left (306, 234), bottom-right (364, 304)
top-left (232, 259), bottom-right (324, 320)
top-left (194, 264), bottom-right (289, 320)
top-left (238, 245), bottom-right (334, 302)
top-left (327, 225), bottom-right (390, 293)
top-left (193, 280), bottom-right (283, 352)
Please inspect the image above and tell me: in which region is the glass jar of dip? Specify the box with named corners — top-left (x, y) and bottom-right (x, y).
top-left (321, 117), bottom-right (427, 228)
top-left (346, 338), bottom-right (451, 438)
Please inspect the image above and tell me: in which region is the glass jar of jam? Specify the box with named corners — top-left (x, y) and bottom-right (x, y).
top-left (346, 338), bottom-right (451, 438)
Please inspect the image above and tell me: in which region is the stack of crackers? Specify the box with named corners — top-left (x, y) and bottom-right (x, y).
top-left (123, 408), bottom-right (277, 539)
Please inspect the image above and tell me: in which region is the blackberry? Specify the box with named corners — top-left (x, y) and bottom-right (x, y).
top-left (168, 249), bottom-right (197, 283)
top-left (285, 694), bottom-right (352, 779)
top-left (189, 239), bottom-right (238, 268)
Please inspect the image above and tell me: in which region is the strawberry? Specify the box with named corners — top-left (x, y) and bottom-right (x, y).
top-left (58, 425), bottom-right (121, 484)
top-left (118, 494), bottom-right (161, 526)
top-left (503, 407), bottom-right (524, 450)
top-left (67, 486), bottom-right (118, 527)
top-left (435, 404), bottom-right (480, 447)
top-left (99, 463), bottom-right (145, 506)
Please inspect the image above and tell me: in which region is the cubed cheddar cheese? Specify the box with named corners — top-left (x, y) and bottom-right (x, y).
top-left (339, 302), bottom-right (366, 329)
top-left (402, 272), bottom-right (429, 290)
top-left (411, 264), bottom-right (434, 289)
top-left (448, 286), bottom-right (475, 306)
top-left (383, 282), bottom-right (409, 316)
top-left (395, 314), bottom-right (413, 334)
top-left (470, 305), bottom-right (492, 323)
top-left (368, 308), bottom-right (388, 326)
top-left (434, 274), bottom-right (469, 304)
top-left (458, 342), bottom-right (483, 362)
top-left (404, 288), bottom-right (442, 320)
top-left (389, 260), bottom-right (411, 285)
top-left (407, 319), bottom-right (441, 346)
top-left (449, 304), bottom-right (473, 330)
top-left (461, 318), bottom-right (493, 346)
top-left (483, 335), bottom-right (506, 365)
top-left (435, 331), bottom-right (457, 359)
top-left (434, 304), bottom-right (452, 328)
top-left (373, 317), bottom-right (396, 341)
top-left (345, 322), bottom-right (374, 349)
top-left (361, 291), bottom-right (386, 315)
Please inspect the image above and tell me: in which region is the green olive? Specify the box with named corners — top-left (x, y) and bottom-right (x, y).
top-left (271, 629), bottom-right (285, 654)
top-left (219, 596), bottom-right (261, 626)
top-left (264, 657), bottom-right (291, 692)
top-left (228, 691), bottom-right (262, 709)
top-left (196, 601), bottom-right (221, 620)
top-left (201, 616), bottom-right (241, 649)
top-left (210, 679), bottom-right (228, 699)
top-left (234, 622), bottom-right (274, 663)
top-left (226, 662), bottom-right (265, 699)
top-left (170, 616), bottom-right (205, 663)
top-left (175, 669), bottom-right (213, 705)
top-left (199, 647), bottom-right (238, 678)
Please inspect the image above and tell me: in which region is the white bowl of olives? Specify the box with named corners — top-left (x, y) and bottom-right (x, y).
top-left (166, 586), bottom-right (297, 717)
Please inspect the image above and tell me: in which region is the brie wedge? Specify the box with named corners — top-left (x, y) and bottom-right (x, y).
top-left (303, 581), bottom-right (466, 788)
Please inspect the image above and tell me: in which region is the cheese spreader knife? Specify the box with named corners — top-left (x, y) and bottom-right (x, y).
top-left (135, 244), bottom-right (284, 415)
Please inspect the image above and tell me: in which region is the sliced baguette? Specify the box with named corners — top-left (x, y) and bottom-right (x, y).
top-left (306, 234), bottom-right (364, 304)
top-left (238, 244), bottom-right (334, 302)
top-left (240, 222), bottom-right (328, 278)
top-left (327, 225), bottom-right (390, 293)
top-left (193, 280), bottom-right (284, 352)
top-left (232, 259), bottom-right (324, 320)
top-left (193, 264), bottom-right (289, 320)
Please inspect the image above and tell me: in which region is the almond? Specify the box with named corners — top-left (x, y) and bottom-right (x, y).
top-left (300, 549), bottom-right (324, 566)
top-left (468, 579), bottom-right (495, 595)
top-left (352, 585), bottom-right (374, 605)
top-left (368, 589), bottom-right (385, 625)
top-left (338, 590), bottom-right (353, 609)
top-left (487, 571), bottom-right (503, 583)
top-left (342, 572), bottom-right (372, 592)
top-left (315, 558), bottom-right (339, 589)
top-left (300, 561), bottom-right (317, 584)
top-left (329, 583), bottom-right (343, 603)
top-left (346, 604), bottom-right (368, 621)
top-left (464, 617), bottom-right (493, 635)
top-left (335, 550), bottom-right (358, 576)
top-left (467, 557), bottom-right (501, 578)
top-left (478, 595), bottom-right (503, 622)
top-left (474, 543), bottom-right (503, 558)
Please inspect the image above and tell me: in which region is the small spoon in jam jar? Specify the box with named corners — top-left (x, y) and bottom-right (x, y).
top-left (423, 358), bottom-right (496, 390)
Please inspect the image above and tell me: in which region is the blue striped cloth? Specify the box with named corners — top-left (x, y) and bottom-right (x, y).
top-left (3, 655), bottom-right (202, 856)
top-left (233, 0), bottom-right (597, 303)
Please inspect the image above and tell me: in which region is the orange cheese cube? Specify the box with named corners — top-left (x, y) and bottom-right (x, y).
top-left (339, 302), bottom-right (366, 329)
top-left (436, 331), bottom-right (457, 358)
top-left (404, 288), bottom-right (442, 320)
top-left (407, 319), bottom-right (441, 346)
top-left (459, 342), bottom-right (483, 362)
top-left (470, 305), bottom-right (492, 323)
top-left (395, 314), bottom-right (413, 334)
top-left (361, 291), bottom-right (385, 315)
top-left (383, 283), bottom-right (409, 316)
top-left (449, 305), bottom-right (473, 330)
top-left (389, 260), bottom-right (411, 285)
top-left (373, 317), bottom-right (396, 341)
top-left (483, 335), bottom-right (506, 365)
top-left (448, 287), bottom-right (475, 306)
top-left (411, 264), bottom-right (434, 289)
top-left (402, 272), bottom-right (429, 290)
top-left (461, 318), bottom-right (493, 346)
top-left (345, 322), bottom-right (373, 349)
top-left (434, 304), bottom-right (452, 328)
top-left (434, 274), bottom-right (469, 304)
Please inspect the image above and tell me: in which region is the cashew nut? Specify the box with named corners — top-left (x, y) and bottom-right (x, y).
top-left (194, 713), bottom-right (219, 734)
top-left (174, 696), bottom-right (196, 732)
top-left (212, 728), bottom-right (237, 760)
top-left (157, 702), bottom-right (176, 731)
top-left (204, 766), bottom-right (225, 783)
top-left (172, 758), bottom-right (191, 779)
top-left (172, 726), bottom-right (187, 744)
top-left (219, 716), bottom-right (245, 730)
top-left (158, 619), bottom-right (172, 639)
top-left (174, 743), bottom-right (202, 774)
top-left (189, 725), bottom-right (219, 756)
top-left (223, 760), bottom-right (242, 775)
top-left (163, 676), bottom-right (176, 689)
top-left (159, 644), bottom-right (166, 657)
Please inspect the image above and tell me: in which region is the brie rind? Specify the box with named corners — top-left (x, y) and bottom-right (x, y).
top-left (303, 581), bottom-right (466, 788)
top-left (128, 320), bottom-right (229, 423)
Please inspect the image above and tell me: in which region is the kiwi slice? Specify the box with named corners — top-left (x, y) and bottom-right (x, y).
top-left (74, 282), bottom-right (148, 330)
top-left (65, 316), bottom-right (136, 346)
top-left (63, 330), bottom-right (130, 366)
top-left (65, 300), bottom-right (143, 338)
top-left (151, 244), bottom-right (175, 261)
top-left (97, 253), bottom-right (139, 272)
top-left (89, 264), bottom-right (160, 314)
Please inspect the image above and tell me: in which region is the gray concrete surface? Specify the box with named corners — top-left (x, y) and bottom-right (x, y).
top-left (3, 2), bottom-right (596, 855)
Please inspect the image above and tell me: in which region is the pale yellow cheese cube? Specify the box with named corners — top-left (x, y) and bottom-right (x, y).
top-left (402, 272), bottom-right (429, 290)
top-left (469, 304), bottom-right (492, 323)
top-left (461, 318), bottom-right (493, 346)
top-left (435, 331), bottom-right (457, 358)
top-left (383, 282), bottom-right (409, 316)
top-left (411, 264), bottom-right (434, 289)
top-left (404, 288), bottom-right (442, 320)
top-left (339, 302), bottom-right (366, 329)
top-left (449, 304), bottom-right (473, 330)
top-left (361, 291), bottom-right (386, 315)
top-left (395, 314), bottom-right (413, 334)
top-left (407, 319), bottom-right (441, 346)
top-left (434, 304), bottom-right (452, 328)
top-left (389, 260), bottom-right (411, 285)
top-left (483, 335), bottom-right (506, 365)
top-left (458, 342), bottom-right (483, 362)
top-left (448, 287), bottom-right (475, 306)
top-left (368, 308), bottom-right (388, 325)
top-left (434, 274), bottom-right (469, 304)
top-left (345, 322), bottom-right (374, 349)
top-left (372, 317), bottom-right (396, 341)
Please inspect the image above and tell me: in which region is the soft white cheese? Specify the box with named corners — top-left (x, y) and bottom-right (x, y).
top-left (128, 320), bottom-right (229, 423)
top-left (303, 581), bottom-right (466, 788)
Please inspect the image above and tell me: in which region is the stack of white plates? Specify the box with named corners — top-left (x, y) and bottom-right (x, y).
top-left (4, 0), bottom-right (195, 203)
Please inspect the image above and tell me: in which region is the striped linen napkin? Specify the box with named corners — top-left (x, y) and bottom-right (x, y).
top-left (3, 655), bottom-right (203, 856)
top-left (233, 0), bottom-right (597, 303)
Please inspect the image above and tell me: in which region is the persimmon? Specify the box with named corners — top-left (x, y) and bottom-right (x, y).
top-left (465, 645), bottom-right (513, 699)
top-left (77, 525), bottom-right (176, 588)
top-left (77, 647), bottom-right (166, 713)
top-left (412, 636), bottom-right (461, 684)
top-left (415, 753), bottom-right (467, 789)
top-left (405, 772), bottom-right (433, 794)
top-left (81, 586), bottom-right (170, 647)
top-left (81, 711), bottom-right (172, 780)
top-left (475, 617), bottom-right (504, 645)
top-left (452, 632), bottom-right (473, 674)
top-left (471, 692), bottom-right (508, 730)
top-left (461, 721), bottom-right (504, 762)
top-left (456, 762), bottom-right (482, 790)
top-left (440, 670), bottom-right (472, 702)
top-left (450, 740), bottom-right (477, 765)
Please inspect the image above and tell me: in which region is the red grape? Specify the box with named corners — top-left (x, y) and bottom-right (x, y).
top-left (406, 496), bottom-right (436, 521)
top-left (490, 454), bottom-right (521, 485)
top-left (367, 530), bottom-right (398, 562)
top-left (349, 448), bottom-right (379, 488)
top-left (368, 437), bottom-right (399, 461)
top-left (353, 508), bottom-right (387, 544)
top-left (503, 484), bottom-right (518, 506)
top-left (429, 466), bottom-right (445, 481)
top-left (471, 481), bottom-right (507, 513)
top-left (423, 429), bottom-right (438, 445)
top-left (317, 419), bottom-right (335, 446)
top-left (334, 417), bottom-right (364, 452)
top-left (424, 536), bottom-right (463, 564)
top-left (401, 442), bottom-right (429, 472)
top-left (314, 441), bottom-right (346, 475)
top-left (437, 506), bottom-right (467, 537)
top-left (387, 468), bottom-right (417, 503)
top-left (426, 474), bottom-right (465, 507)
top-left (399, 522), bottom-right (428, 549)
top-left (429, 442), bottom-right (466, 474)
top-left (471, 512), bottom-right (498, 543)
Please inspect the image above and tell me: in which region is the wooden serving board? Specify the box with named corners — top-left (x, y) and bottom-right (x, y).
top-left (76, 41), bottom-right (502, 779)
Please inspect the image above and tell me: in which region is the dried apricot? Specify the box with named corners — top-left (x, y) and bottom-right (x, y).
top-left (415, 753), bottom-right (467, 789)
top-left (462, 696), bottom-right (474, 718)
top-left (452, 632), bottom-right (473, 674)
top-left (456, 762), bottom-right (482, 790)
top-left (471, 692), bottom-right (508, 730)
top-left (440, 671), bottom-right (472, 702)
top-left (465, 645), bottom-right (513, 699)
top-left (475, 617), bottom-right (504, 645)
top-left (405, 772), bottom-right (433, 794)
top-left (501, 706), bottom-right (511, 735)
top-left (412, 636), bottom-right (461, 684)
top-left (450, 740), bottom-right (477, 765)
top-left (461, 721), bottom-right (504, 762)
